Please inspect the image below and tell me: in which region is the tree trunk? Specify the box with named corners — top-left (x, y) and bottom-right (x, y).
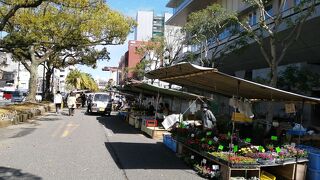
top-left (269, 62), bottom-right (278, 88)
top-left (25, 63), bottom-right (38, 102)
top-left (44, 67), bottom-right (53, 101)
top-left (266, 62), bottom-right (278, 132)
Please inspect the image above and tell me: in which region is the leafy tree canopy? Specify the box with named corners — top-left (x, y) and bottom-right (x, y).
top-left (0, 1), bottom-right (135, 101)
top-left (66, 69), bottom-right (98, 92)
top-left (0, 0), bottom-right (100, 31)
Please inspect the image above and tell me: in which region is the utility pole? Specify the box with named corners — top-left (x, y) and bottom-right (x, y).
top-left (42, 62), bottom-right (46, 98)
top-left (16, 62), bottom-right (20, 90)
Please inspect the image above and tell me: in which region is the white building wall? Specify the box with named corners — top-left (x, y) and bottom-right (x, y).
top-left (58, 66), bottom-right (75, 93)
top-left (135, 11), bottom-right (154, 41)
top-left (0, 52), bottom-right (77, 93)
top-left (164, 13), bottom-right (172, 22)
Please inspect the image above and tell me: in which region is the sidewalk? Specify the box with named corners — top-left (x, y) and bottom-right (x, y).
top-left (97, 114), bottom-right (204, 180)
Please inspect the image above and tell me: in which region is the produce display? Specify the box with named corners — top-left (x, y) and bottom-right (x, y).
top-left (209, 152), bottom-right (258, 168)
top-left (171, 127), bottom-right (308, 167)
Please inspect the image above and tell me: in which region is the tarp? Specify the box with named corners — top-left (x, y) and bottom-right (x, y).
top-left (120, 81), bottom-right (203, 100)
top-left (146, 63), bottom-right (320, 104)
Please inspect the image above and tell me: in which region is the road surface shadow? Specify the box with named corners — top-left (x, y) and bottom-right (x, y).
top-left (9, 128), bottom-right (36, 138)
top-left (97, 115), bottom-right (140, 134)
top-left (0, 166), bottom-right (42, 179)
top-left (105, 142), bottom-right (189, 170)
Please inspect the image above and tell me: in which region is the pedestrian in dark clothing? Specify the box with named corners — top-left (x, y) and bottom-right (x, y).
top-left (80, 92), bottom-right (86, 107)
top-left (87, 94), bottom-right (93, 113)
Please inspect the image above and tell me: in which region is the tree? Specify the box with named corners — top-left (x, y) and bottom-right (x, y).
top-left (277, 66), bottom-right (320, 95)
top-left (0, 0), bottom-right (95, 32)
top-left (162, 26), bottom-right (186, 66)
top-left (105, 79), bottom-right (114, 91)
top-left (239, 0), bottom-right (319, 87)
top-left (1, 1), bottom-right (135, 102)
top-left (43, 47), bottom-right (109, 100)
top-left (183, 4), bottom-right (242, 67)
top-left (237, 0), bottom-right (319, 130)
top-left (66, 70), bottom-right (98, 91)
top-left (136, 36), bottom-right (165, 71)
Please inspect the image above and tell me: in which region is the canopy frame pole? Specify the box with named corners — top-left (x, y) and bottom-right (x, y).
top-left (179, 98), bottom-right (182, 124)
top-left (298, 99), bottom-right (305, 145)
top-left (154, 89), bottom-right (160, 132)
top-left (294, 99), bottom-right (305, 179)
top-left (229, 80), bottom-right (240, 168)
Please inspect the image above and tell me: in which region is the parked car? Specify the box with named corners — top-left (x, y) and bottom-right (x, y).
top-left (87, 92), bottom-right (112, 115)
top-left (11, 91), bottom-right (27, 103)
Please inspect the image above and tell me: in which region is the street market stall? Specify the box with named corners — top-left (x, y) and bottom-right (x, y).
top-left (120, 81), bottom-right (204, 140)
top-left (146, 63), bottom-right (320, 180)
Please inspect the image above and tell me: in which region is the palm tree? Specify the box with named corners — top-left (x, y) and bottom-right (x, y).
top-left (66, 70), bottom-right (82, 90)
top-left (66, 70), bottom-right (98, 91)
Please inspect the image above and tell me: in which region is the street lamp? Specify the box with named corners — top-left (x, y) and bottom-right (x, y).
top-left (102, 66), bottom-right (119, 86)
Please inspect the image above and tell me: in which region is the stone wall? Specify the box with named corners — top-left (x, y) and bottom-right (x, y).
top-left (0, 103), bottom-right (55, 128)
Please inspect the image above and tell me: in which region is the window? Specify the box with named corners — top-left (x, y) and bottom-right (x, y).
top-left (282, 0), bottom-right (290, 11)
top-left (94, 94), bottom-right (110, 101)
top-left (295, 0), bottom-right (301, 5)
top-left (248, 11), bottom-right (257, 26)
top-left (218, 27), bottom-right (231, 40)
top-left (265, 4), bottom-right (273, 19)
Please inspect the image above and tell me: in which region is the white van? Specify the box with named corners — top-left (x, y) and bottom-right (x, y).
top-left (87, 92), bottom-right (112, 115)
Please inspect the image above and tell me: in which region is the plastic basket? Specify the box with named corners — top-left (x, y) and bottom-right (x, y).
top-left (298, 145), bottom-right (320, 170)
top-left (261, 171), bottom-right (276, 180)
top-left (287, 129), bottom-right (306, 136)
top-left (146, 120), bottom-right (158, 127)
top-left (308, 168), bottom-right (320, 180)
top-left (170, 139), bottom-right (177, 152)
top-left (163, 135), bottom-right (172, 149)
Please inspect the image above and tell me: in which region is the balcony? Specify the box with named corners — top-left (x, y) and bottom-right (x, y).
top-left (166, 0), bottom-right (214, 26)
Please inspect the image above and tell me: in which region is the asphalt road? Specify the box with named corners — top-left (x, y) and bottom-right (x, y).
top-left (0, 109), bottom-right (203, 180)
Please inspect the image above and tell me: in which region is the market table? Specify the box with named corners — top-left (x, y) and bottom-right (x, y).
top-left (177, 142), bottom-right (260, 179)
top-left (141, 123), bottom-right (167, 140)
top-left (176, 141), bottom-right (308, 180)
top-left (260, 159), bottom-right (308, 180)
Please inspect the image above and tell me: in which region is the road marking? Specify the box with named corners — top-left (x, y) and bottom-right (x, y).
top-left (61, 130), bottom-right (69, 138)
top-left (51, 122), bottom-right (66, 138)
top-left (60, 123), bottom-right (79, 138)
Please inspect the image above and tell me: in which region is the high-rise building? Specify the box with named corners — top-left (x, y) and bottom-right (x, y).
top-left (135, 11), bottom-right (172, 41)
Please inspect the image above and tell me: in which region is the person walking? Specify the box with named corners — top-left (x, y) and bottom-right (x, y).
top-left (54, 91), bottom-right (63, 114)
top-left (201, 103), bottom-right (217, 131)
top-left (80, 92), bottom-right (86, 107)
top-left (67, 92), bottom-right (77, 116)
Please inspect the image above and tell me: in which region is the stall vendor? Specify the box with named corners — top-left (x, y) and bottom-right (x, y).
top-left (201, 103), bottom-right (217, 130)
top-left (146, 102), bottom-right (155, 116)
top-left (163, 103), bottom-right (171, 116)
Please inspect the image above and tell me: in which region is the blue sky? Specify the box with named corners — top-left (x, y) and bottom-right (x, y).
top-left (78, 0), bottom-right (171, 80)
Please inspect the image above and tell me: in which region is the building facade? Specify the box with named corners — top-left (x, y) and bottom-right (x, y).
top-left (165, 0), bottom-right (320, 126)
top-left (166, 0), bottom-right (320, 74)
top-left (135, 11), bottom-right (172, 41)
top-left (0, 52), bottom-right (75, 93)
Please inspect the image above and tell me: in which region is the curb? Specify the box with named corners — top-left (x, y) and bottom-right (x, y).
top-left (0, 103), bottom-right (54, 128)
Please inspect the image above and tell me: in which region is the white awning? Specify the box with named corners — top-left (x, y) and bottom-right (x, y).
top-left (146, 63), bottom-right (320, 104)
top-left (120, 81), bottom-right (203, 100)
